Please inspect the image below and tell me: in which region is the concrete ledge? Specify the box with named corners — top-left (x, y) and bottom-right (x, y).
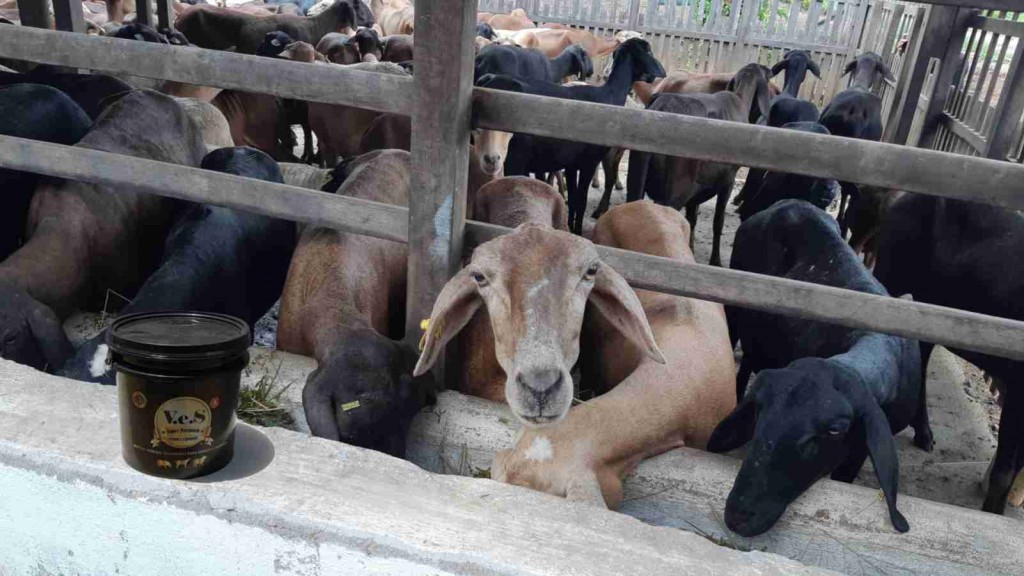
top-left (0, 359), bottom-right (834, 576)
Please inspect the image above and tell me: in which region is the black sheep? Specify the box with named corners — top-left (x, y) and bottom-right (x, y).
top-left (874, 192), bottom-right (1024, 514)
top-left (710, 199), bottom-right (922, 537)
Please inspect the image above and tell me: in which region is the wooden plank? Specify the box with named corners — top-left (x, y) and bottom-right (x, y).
top-left (984, 38), bottom-right (1024, 159)
top-left (18, 0), bottom-right (52, 29)
top-left (472, 87), bottom-right (1024, 210)
top-left (626, 0), bottom-right (642, 30)
top-left (973, 28), bottom-right (1011, 132)
top-left (7, 133), bottom-right (1024, 363)
top-left (969, 12), bottom-right (1024, 36)
top-left (156, 0), bottom-right (175, 30)
top-left (0, 135), bottom-right (409, 243)
top-left (405, 0), bottom-right (476, 359)
top-left (0, 26), bottom-right (413, 114)
top-left (880, 4), bottom-right (916, 127)
top-left (53, 0), bottom-right (86, 33)
top-left (463, 221), bottom-right (1024, 361)
top-left (885, 5), bottom-right (961, 144)
top-left (918, 8), bottom-right (977, 150)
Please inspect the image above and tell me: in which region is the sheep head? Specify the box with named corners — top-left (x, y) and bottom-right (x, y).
top-left (414, 224), bottom-right (664, 427)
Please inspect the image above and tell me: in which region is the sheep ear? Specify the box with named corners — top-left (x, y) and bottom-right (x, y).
top-left (725, 77), bottom-right (737, 93)
top-left (839, 379), bottom-right (910, 533)
top-left (808, 59), bottom-right (821, 78)
top-left (843, 59), bottom-right (857, 77)
top-left (756, 78), bottom-right (771, 121)
top-left (413, 270), bottom-right (482, 377)
top-left (770, 60), bottom-right (787, 77)
top-left (707, 393), bottom-right (757, 453)
top-left (588, 263), bottom-right (665, 364)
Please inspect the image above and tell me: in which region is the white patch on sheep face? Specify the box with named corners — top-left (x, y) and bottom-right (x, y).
top-left (524, 436), bottom-right (553, 462)
top-left (90, 344), bottom-right (111, 378)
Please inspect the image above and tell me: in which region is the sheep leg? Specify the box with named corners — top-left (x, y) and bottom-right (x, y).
top-left (912, 343), bottom-right (935, 452)
top-left (734, 167), bottom-right (765, 207)
top-left (573, 163), bottom-right (600, 234)
top-left (591, 151), bottom-right (618, 219)
top-left (709, 182), bottom-right (731, 267)
top-left (684, 202), bottom-right (698, 252)
top-left (566, 169), bottom-right (583, 234)
top-left (625, 150), bottom-right (650, 203)
top-left (590, 168), bottom-right (602, 189)
top-left (983, 386), bottom-right (1024, 514)
top-left (612, 148), bottom-right (626, 191)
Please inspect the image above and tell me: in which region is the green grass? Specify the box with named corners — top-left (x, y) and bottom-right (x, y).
top-left (238, 358), bottom-right (295, 428)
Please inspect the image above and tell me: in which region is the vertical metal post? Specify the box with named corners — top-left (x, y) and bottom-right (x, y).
top-left (136, 0), bottom-right (154, 27)
top-left (18, 0), bottom-right (53, 29)
top-left (405, 0), bottom-right (477, 383)
top-left (883, 5), bottom-right (959, 144)
top-left (156, 0), bottom-right (174, 29)
top-left (53, 0), bottom-right (85, 33)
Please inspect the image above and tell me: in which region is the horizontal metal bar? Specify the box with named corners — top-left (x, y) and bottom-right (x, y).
top-left (0, 135), bottom-right (409, 243)
top-left (2, 134), bottom-right (1024, 361)
top-left (473, 88), bottom-right (1024, 212)
top-left (0, 26), bottom-right (413, 115)
top-left (940, 112), bottom-right (988, 153)
top-left (464, 222), bottom-right (1024, 362)
top-left (968, 13), bottom-right (1024, 37)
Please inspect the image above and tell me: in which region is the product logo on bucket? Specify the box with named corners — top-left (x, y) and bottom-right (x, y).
top-left (132, 391), bottom-right (147, 409)
top-left (152, 397), bottom-right (213, 449)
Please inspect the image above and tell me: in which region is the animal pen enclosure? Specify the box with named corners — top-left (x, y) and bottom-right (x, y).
top-left (1, 0), bottom-right (1024, 573)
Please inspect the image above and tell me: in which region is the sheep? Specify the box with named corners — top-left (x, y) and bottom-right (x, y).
top-left (625, 62), bottom-right (771, 266)
top-left (873, 192), bottom-right (1024, 514)
top-left (735, 122), bottom-right (839, 222)
top-left (734, 50), bottom-right (820, 209)
top-left (474, 43), bottom-right (594, 84)
top-left (710, 199), bottom-right (921, 537)
top-left (819, 52), bottom-right (892, 237)
top-left (414, 200), bottom-right (734, 508)
top-left (277, 150), bottom-right (431, 457)
top-left (478, 38), bottom-right (666, 234)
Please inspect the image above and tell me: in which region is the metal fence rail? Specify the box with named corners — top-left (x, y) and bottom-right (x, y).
top-left (0, 0), bottom-right (1023, 372)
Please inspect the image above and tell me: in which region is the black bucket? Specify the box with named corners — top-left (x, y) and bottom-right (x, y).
top-left (109, 312), bottom-right (250, 479)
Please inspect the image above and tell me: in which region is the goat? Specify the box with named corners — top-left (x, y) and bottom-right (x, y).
top-left (625, 63), bottom-right (771, 266)
top-left (734, 50), bottom-right (820, 208)
top-left (478, 38), bottom-right (665, 234)
top-left (507, 27), bottom-right (634, 59)
top-left (278, 150), bottom-right (431, 457)
top-left (819, 52), bottom-right (892, 236)
top-left (711, 199), bottom-right (920, 537)
top-left (60, 147), bottom-right (296, 384)
top-left (484, 8), bottom-right (534, 31)
top-left (0, 84), bottom-right (92, 262)
top-left (736, 122), bottom-right (839, 222)
top-left (474, 43), bottom-right (594, 84)
top-left (0, 91), bottom-right (206, 371)
top-left (174, 0), bottom-right (373, 54)
top-left (415, 200), bottom-right (733, 509)
top-left (873, 193), bottom-right (1024, 514)
top-left (639, 68), bottom-right (780, 122)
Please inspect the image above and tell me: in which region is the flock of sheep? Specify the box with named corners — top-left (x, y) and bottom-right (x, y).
top-left (0, 0), bottom-right (1022, 544)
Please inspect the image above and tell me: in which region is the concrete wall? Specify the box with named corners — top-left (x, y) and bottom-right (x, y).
top-left (0, 359), bottom-right (836, 576)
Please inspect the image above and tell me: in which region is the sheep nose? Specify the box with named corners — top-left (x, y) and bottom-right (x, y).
top-left (483, 153), bottom-right (501, 166)
top-left (516, 368), bottom-right (563, 401)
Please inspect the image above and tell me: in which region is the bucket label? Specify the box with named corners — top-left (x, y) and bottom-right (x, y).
top-left (152, 397), bottom-right (214, 449)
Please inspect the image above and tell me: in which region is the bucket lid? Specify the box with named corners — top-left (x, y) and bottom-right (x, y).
top-left (107, 312), bottom-right (250, 367)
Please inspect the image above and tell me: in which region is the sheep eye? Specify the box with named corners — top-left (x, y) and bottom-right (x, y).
top-left (585, 262), bottom-right (600, 278)
top-left (471, 271), bottom-right (488, 286)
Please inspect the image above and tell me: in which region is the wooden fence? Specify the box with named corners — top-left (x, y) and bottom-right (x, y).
top-left (478, 0), bottom-right (930, 106)
top-left (3, 0), bottom-right (1024, 369)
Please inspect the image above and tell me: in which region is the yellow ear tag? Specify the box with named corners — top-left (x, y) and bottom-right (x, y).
top-left (417, 317), bottom-right (445, 353)
top-left (418, 318), bottom-right (431, 352)
top-left (341, 400), bottom-right (361, 412)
